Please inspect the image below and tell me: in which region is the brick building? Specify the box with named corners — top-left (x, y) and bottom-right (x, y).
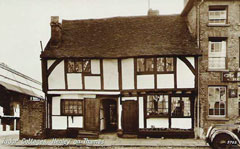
top-left (182, 0), bottom-right (240, 138)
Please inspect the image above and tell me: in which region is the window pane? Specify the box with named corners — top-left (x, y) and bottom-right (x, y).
top-left (62, 100), bottom-right (83, 115)
top-left (166, 58), bottom-right (174, 72)
top-left (147, 95), bottom-right (168, 117)
top-left (83, 59), bottom-right (91, 72)
top-left (75, 61), bottom-right (82, 72)
top-left (67, 60), bottom-right (75, 73)
top-left (145, 58), bottom-right (154, 72)
top-left (157, 58), bottom-right (165, 72)
top-left (171, 97), bottom-right (190, 117)
top-left (137, 58), bottom-right (145, 72)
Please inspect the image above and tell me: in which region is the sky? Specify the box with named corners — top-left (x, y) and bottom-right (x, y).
top-left (0, 0), bottom-right (184, 81)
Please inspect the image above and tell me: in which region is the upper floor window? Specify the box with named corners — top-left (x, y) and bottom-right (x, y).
top-left (208, 86), bottom-right (226, 117)
top-left (209, 6), bottom-right (227, 25)
top-left (67, 59), bottom-right (91, 73)
top-left (61, 99), bottom-right (83, 116)
top-left (157, 57), bottom-right (174, 73)
top-left (208, 38), bottom-right (227, 70)
top-left (137, 58), bottom-right (154, 73)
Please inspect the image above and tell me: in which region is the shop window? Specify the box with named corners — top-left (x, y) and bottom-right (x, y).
top-left (208, 86), bottom-right (226, 117)
top-left (209, 6), bottom-right (227, 24)
top-left (137, 58), bottom-right (154, 73)
top-left (171, 97), bottom-right (191, 117)
top-left (147, 95), bottom-right (169, 117)
top-left (208, 38), bottom-right (226, 70)
top-left (157, 57), bottom-right (174, 73)
top-left (67, 59), bottom-right (91, 73)
top-left (61, 100), bottom-right (83, 116)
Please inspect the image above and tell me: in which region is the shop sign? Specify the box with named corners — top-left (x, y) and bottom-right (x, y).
top-left (222, 72), bottom-right (240, 82)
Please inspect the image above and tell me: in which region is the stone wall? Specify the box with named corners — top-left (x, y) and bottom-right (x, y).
top-left (186, 0), bottom-right (240, 138)
top-left (20, 97), bottom-right (46, 139)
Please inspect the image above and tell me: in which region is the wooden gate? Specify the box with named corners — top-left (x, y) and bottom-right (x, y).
top-left (84, 98), bottom-right (100, 131)
top-left (122, 100), bottom-right (138, 134)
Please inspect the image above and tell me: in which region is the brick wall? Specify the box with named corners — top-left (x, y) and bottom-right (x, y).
top-left (186, 0), bottom-right (240, 138)
top-left (20, 97), bottom-right (46, 139)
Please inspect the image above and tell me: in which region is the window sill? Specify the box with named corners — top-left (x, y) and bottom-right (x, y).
top-left (207, 69), bottom-right (229, 72)
top-left (207, 24), bottom-right (230, 27)
top-left (207, 117), bottom-right (229, 121)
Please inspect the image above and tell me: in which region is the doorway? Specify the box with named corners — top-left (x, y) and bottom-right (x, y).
top-left (100, 99), bottom-right (118, 132)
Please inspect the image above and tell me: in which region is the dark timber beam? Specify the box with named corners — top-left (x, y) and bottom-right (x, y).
top-left (178, 56), bottom-right (196, 76)
top-left (47, 59), bottom-right (63, 78)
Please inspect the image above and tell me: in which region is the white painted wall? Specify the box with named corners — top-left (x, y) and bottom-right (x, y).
top-left (122, 58), bottom-right (134, 89)
top-left (157, 74), bottom-right (174, 89)
top-left (47, 60), bottom-right (56, 69)
top-left (60, 94), bottom-right (95, 99)
top-left (52, 116), bottom-right (67, 130)
top-left (103, 59), bottom-right (119, 90)
top-left (118, 97), bottom-right (122, 129)
top-left (91, 59), bottom-right (100, 74)
top-left (0, 106), bottom-right (3, 116)
top-left (67, 73), bottom-right (82, 89)
top-left (139, 97), bottom-right (144, 128)
top-left (186, 57), bottom-right (195, 68)
top-left (48, 61), bottom-right (65, 89)
top-left (137, 75), bottom-right (154, 89)
top-left (177, 58), bottom-right (195, 88)
top-left (122, 97), bottom-right (137, 101)
top-left (147, 118), bottom-right (169, 128)
top-left (68, 116), bottom-right (83, 128)
top-left (84, 76), bottom-right (101, 90)
top-left (171, 118), bottom-right (192, 129)
top-left (52, 96), bottom-right (61, 115)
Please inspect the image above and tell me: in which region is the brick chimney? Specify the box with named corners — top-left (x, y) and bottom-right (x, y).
top-left (148, 9), bottom-right (159, 16)
top-left (50, 16), bottom-right (62, 47)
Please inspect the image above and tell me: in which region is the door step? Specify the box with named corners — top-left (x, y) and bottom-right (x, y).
top-left (77, 130), bottom-right (99, 138)
top-left (121, 134), bottom-right (138, 138)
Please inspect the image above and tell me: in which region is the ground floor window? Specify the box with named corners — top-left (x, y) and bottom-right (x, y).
top-left (147, 95), bottom-right (169, 117)
top-left (171, 97), bottom-right (191, 117)
top-left (208, 86), bottom-right (226, 117)
top-left (61, 100), bottom-right (83, 116)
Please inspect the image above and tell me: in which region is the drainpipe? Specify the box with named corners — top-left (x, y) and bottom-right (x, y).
top-left (197, 0), bottom-right (204, 139)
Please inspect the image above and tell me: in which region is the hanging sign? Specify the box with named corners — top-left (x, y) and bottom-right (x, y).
top-left (222, 71), bottom-right (240, 82)
top-left (229, 89), bottom-right (238, 98)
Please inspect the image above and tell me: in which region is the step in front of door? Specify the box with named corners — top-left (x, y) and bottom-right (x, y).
top-left (77, 130), bottom-right (99, 139)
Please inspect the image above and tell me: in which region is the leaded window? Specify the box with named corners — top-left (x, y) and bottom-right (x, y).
top-left (61, 100), bottom-right (83, 116)
top-left (171, 97), bottom-right (191, 117)
top-left (157, 57), bottom-right (174, 72)
top-left (147, 95), bottom-right (169, 117)
top-left (67, 59), bottom-right (91, 73)
top-left (208, 86), bottom-right (226, 117)
top-left (137, 58), bottom-right (154, 73)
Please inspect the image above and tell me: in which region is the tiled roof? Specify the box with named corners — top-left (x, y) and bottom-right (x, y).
top-left (41, 15), bottom-right (201, 58)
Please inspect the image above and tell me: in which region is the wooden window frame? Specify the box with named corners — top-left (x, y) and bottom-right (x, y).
top-left (208, 5), bottom-right (228, 25)
top-left (146, 95), bottom-right (169, 118)
top-left (156, 57), bottom-right (174, 74)
top-left (208, 86), bottom-right (227, 118)
top-left (208, 37), bottom-right (227, 70)
top-left (136, 58), bottom-right (155, 75)
top-left (170, 96), bottom-right (192, 118)
top-left (66, 59), bottom-right (92, 74)
top-left (61, 99), bottom-right (84, 116)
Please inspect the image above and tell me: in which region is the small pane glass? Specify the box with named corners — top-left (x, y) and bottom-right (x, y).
top-left (166, 58), bottom-right (174, 72)
top-left (157, 58), bottom-right (165, 72)
top-left (67, 60), bottom-right (75, 73)
top-left (83, 59), bottom-right (91, 72)
top-left (145, 58), bottom-right (154, 72)
top-left (137, 58), bottom-right (145, 72)
top-left (75, 61), bottom-right (82, 72)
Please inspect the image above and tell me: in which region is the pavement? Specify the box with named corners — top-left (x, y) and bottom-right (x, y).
top-left (0, 132), bottom-right (211, 149)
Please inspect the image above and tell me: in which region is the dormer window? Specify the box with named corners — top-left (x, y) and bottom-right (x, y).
top-left (209, 6), bottom-right (227, 25)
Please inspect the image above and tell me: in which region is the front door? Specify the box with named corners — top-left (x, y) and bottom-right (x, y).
top-left (122, 100), bottom-right (138, 134)
top-left (84, 98), bottom-right (100, 131)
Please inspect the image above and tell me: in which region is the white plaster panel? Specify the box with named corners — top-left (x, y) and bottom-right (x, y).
top-left (47, 60), bottom-right (56, 69)
top-left (122, 58), bottom-right (134, 89)
top-left (52, 116), bottom-right (67, 130)
top-left (48, 61), bottom-right (65, 89)
top-left (139, 97), bottom-right (144, 129)
top-left (0, 106), bottom-right (3, 116)
top-left (118, 97), bottom-right (122, 129)
top-left (147, 118), bottom-right (169, 128)
top-left (157, 74), bottom-right (174, 89)
top-left (84, 76), bottom-right (101, 90)
top-left (91, 59), bottom-right (100, 74)
top-left (52, 97), bottom-right (61, 115)
top-left (137, 75), bottom-right (154, 89)
top-left (60, 94), bottom-right (95, 99)
top-left (177, 58), bottom-right (195, 88)
top-left (68, 116), bottom-right (83, 128)
top-left (186, 57), bottom-right (195, 68)
top-left (67, 73), bottom-right (82, 89)
top-left (171, 118), bottom-right (192, 129)
top-left (122, 97), bottom-right (137, 101)
top-left (103, 59), bottom-right (119, 90)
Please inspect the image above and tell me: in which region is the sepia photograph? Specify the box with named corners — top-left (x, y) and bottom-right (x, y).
top-left (1, 0), bottom-right (240, 148)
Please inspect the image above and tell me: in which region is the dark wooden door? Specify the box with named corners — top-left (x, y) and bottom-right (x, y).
top-left (122, 100), bottom-right (138, 133)
top-left (84, 98), bottom-right (100, 131)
